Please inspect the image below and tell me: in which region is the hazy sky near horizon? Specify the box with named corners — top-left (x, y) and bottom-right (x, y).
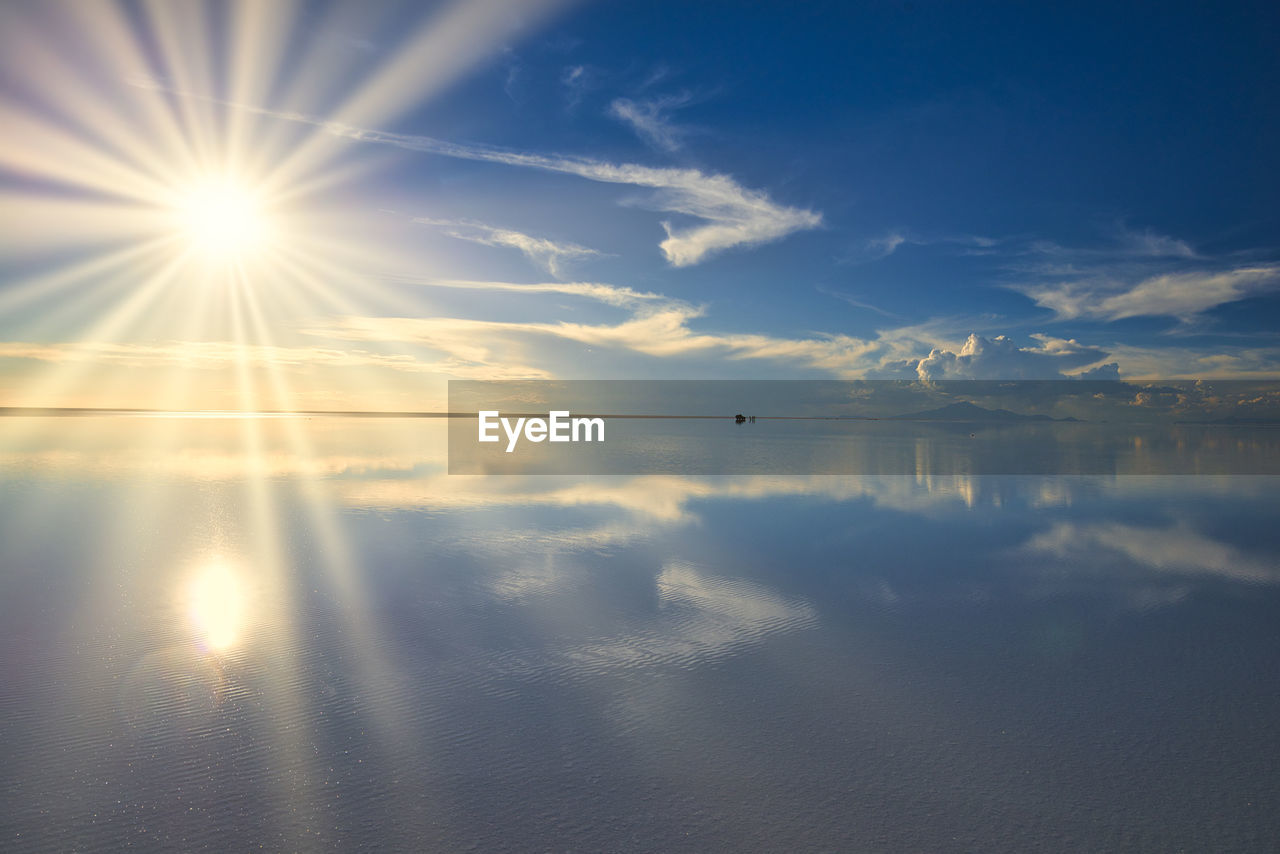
top-left (1, 0), bottom-right (1278, 409)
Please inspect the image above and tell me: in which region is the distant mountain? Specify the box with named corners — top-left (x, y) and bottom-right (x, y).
top-left (1174, 415), bottom-right (1280, 426)
top-left (887, 401), bottom-right (1079, 422)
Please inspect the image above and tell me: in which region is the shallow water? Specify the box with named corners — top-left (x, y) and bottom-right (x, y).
top-left (2, 416), bottom-right (1278, 851)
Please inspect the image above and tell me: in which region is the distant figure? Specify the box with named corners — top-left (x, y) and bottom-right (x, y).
top-left (735, 413), bottom-right (746, 423)
top-left (749, 415), bottom-right (756, 423)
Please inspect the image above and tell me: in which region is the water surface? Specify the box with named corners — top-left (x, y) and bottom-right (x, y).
top-left (2, 416), bottom-right (1278, 851)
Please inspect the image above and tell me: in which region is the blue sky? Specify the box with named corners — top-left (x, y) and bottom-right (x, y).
top-left (1, 0), bottom-right (1278, 408)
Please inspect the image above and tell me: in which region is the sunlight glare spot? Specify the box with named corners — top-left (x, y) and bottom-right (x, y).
top-left (175, 177), bottom-right (272, 260)
top-left (186, 560), bottom-right (248, 651)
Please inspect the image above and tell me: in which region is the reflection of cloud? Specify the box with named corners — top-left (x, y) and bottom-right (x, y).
top-left (530, 562), bottom-right (817, 672)
top-left (1024, 522), bottom-right (1278, 584)
top-left (0, 447), bottom-right (421, 480)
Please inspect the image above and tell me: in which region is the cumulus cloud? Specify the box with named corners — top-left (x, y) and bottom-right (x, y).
top-left (295, 278), bottom-right (1131, 381)
top-left (914, 333), bottom-right (1112, 380)
top-left (607, 92), bottom-right (692, 152)
top-left (1020, 265), bottom-right (1280, 322)
top-left (412, 218), bottom-right (600, 276)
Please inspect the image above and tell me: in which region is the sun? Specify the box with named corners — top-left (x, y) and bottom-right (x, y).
top-left (186, 559), bottom-right (249, 652)
top-left (173, 174), bottom-right (275, 261)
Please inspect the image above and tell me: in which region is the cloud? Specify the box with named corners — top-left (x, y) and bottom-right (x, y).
top-left (815, 285), bottom-right (900, 318)
top-left (542, 562), bottom-right (817, 670)
top-left (844, 231), bottom-right (1002, 264)
top-left (1097, 343), bottom-right (1280, 379)
top-left (914, 333), bottom-right (1112, 380)
top-left (1017, 223), bottom-right (1199, 264)
top-left (865, 231), bottom-right (908, 259)
top-left (607, 92), bottom-right (692, 152)
top-left (559, 64), bottom-right (594, 110)
top-left (307, 299), bottom-right (895, 375)
top-left (0, 339), bottom-right (549, 380)
top-left (412, 217), bottom-right (601, 276)
top-left (1020, 265), bottom-right (1280, 321)
top-left (399, 277), bottom-right (664, 307)
top-left (1024, 522), bottom-right (1278, 585)
top-left (1115, 225), bottom-right (1197, 259)
top-left (173, 92), bottom-right (822, 266)
top-left (298, 278), bottom-right (1127, 381)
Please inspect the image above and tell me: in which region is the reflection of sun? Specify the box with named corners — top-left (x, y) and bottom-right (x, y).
top-left (173, 174), bottom-right (275, 262)
top-left (186, 559), bottom-right (248, 652)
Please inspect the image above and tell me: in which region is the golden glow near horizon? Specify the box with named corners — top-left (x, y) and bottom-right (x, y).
top-left (172, 174), bottom-right (275, 262)
top-left (186, 559), bottom-right (248, 652)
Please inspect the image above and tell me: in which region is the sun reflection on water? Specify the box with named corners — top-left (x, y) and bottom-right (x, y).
top-left (186, 559), bottom-right (248, 652)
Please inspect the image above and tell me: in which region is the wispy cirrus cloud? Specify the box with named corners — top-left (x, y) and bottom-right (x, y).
top-left (0, 339), bottom-right (549, 380)
top-left (412, 218), bottom-right (601, 276)
top-left (346, 124), bottom-right (821, 266)
top-left (305, 285), bottom-right (893, 373)
top-left (395, 277), bottom-right (664, 307)
top-left (1098, 343), bottom-right (1280, 379)
top-left (304, 278), bottom-right (1122, 380)
top-left (844, 231), bottom-right (1000, 263)
top-left (607, 91), bottom-right (693, 152)
top-left (1020, 265), bottom-right (1280, 322)
top-left (153, 88), bottom-right (822, 266)
top-left (988, 223), bottom-right (1280, 323)
top-left (1022, 223), bottom-right (1200, 263)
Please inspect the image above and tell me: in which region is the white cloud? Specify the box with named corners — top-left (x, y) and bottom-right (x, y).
top-left (307, 298), bottom-right (899, 376)
top-left (844, 231), bottom-right (1001, 264)
top-left (0, 339), bottom-right (549, 381)
top-left (1016, 225), bottom-right (1198, 263)
top-left (866, 231), bottom-right (908, 259)
top-left (399, 277), bottom-right (664, 307)
top-left (607, 92), bottom-right (692, 152)
top-left (1025, 522), bottom-right (1278, 585)
top-left (914, 333), bottom-right (1112, 380)
top-left (297, 278), bottom-right (1128, 381)
top-left (190, 95), bottom-right (822, 266)
top-left (1098, 343), bottom-right (1280, 379)
top-left (559, 64), bottom-right (589, 109)
top-left (412, 218), bottom-right (600, 276)
top-left (1020, 265), bottom-right (1280, 321)
top-left (1116, 225), bottom-right (1197, 259)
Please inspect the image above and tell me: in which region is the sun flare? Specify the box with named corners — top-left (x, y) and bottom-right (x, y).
top-left (186, 559), bottom-right (249, 652)
top-left (174, 175), bottom-right (274, 261)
